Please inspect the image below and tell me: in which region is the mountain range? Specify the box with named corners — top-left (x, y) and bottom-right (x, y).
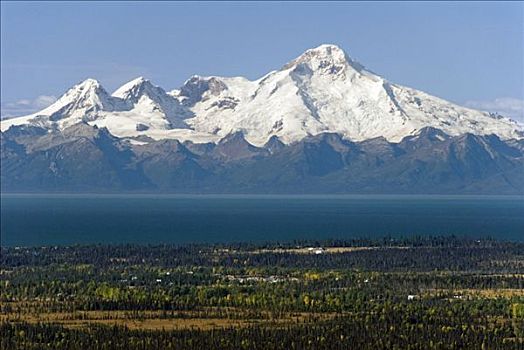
top-left (1, 44), bottom-right (523, 193)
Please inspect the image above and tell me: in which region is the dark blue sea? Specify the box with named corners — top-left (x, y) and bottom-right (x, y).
top-left (1, 194), bottom-right (523, 247)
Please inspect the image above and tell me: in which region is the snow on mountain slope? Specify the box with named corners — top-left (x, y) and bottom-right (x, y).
top-left (1, 77), bottom-right (202, 141)
top-left (2, 44), bottom-right (522, 145)
top-left (111, 76), bottom-right (191, 127)
top-left (88, 77), bottom-right (196, 140)
top-left (179, 44), bottom-right (522, 145)
top-left (1, 79), bottom-right (121, 131)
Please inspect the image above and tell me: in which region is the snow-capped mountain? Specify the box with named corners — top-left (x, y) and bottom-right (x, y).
top-left (111, 76), bottom-right (191, 128)
top-left (2, 44), bottom-right (522, 145)
top-left (3, 79), bottom-right (121, 131)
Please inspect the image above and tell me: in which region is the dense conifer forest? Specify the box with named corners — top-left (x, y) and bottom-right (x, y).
top-left (1, 237), bottom-right (523, 349)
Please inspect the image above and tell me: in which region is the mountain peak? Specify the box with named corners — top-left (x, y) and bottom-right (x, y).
top-left (6, 78), bottom-right (117, 126)
top-left (110, 76), bottom-right (190, 129)
top-left (112, 76), bottom-right (155, 100)
top-left (65, 78), bottom-right (104, 95)
top-left (78, 78), bottom-right (101, 87)
top-left (179, 75), bottom-right (228, 106)
top-left (125, 76), bottom-right (148, 86)
top-left (306, 44), bottom-right (347, 58)
top-left (283, 44), bottom-right (361, 73)
top-left (56, 78), bottom-right (109, 103)
top-left (66, 78), bottom-right (106, 95)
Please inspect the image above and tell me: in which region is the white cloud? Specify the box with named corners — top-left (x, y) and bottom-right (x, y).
top-left (1, 95), bottom-right (57, 119)
top-left (13, 99), bottom-right (31, 106)
top-left (465, 97), bottom-right (524, 123)
top-left (34, 95), bottom-right (58, 109)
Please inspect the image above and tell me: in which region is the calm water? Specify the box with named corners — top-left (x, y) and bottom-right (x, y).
top-left (1, 194), bottom-right (523, 246)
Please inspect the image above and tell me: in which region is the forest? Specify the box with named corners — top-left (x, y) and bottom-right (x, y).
top-left (1, 236), bottom-right (523, 349)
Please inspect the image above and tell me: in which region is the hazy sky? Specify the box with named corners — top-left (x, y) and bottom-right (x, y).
top-left (1, 1), bottom-right (523, 120)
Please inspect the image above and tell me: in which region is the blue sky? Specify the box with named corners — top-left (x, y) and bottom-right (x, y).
top-left (1, 1), bottom-right (523, 120)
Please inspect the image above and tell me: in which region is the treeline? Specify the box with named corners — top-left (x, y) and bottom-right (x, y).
top-left (2, 236), bottom-right (523, 272)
